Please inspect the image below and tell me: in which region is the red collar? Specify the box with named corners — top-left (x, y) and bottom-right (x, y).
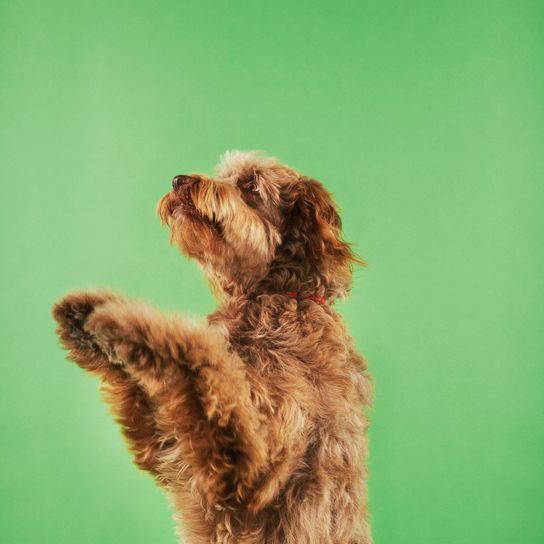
top-left (286, 291), bottom-right (326, 305)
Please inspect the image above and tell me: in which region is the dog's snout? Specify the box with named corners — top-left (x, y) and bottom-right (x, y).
top-left (172, 175), bottom-right (192, 191)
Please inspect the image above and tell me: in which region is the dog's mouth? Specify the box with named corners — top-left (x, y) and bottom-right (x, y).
top-left (158, 188), bottom-right (223, 237)
top-left (177, 196), bottom-right (199, 217)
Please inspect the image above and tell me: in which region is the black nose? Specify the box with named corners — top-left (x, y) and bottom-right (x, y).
top-left (172, 175), bottom-right (192, 191)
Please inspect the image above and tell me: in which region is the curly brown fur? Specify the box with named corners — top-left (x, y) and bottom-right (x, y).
top-left (53, 151), bottom-right (372, 543)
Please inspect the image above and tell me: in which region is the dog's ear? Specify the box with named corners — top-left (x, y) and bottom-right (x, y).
top-left (287, 177), bottom-right (364, 267)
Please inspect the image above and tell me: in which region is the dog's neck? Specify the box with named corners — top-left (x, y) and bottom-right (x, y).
top-left (284, 291), bottom-right (326, 305)
top-left (208, 290), bottom-right (330, 333)
top-left (233, 289), bottom-right (328, 306)
top-left (208, 273), bottom-right (330, 306)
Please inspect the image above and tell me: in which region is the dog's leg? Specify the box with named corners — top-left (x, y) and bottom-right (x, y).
top-left (82, 298), bottom-right (269, 505)
top-left (52, 291), bottom-right (163, 475)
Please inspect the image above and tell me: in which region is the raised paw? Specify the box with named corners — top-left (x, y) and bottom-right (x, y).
top-left (82, 302), bottom-right (126, 364)
top-left (52, 289), bottom-right (122, 368)
top-left (83, 299), bottom-right (170, 372)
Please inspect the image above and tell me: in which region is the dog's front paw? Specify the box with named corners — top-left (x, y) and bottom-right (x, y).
top-left (52, 290), bottom-right (121, 363)
top-left (82, 302), bottom-right (126, 364)
top-left (84, 300), bottom-right (162, 369)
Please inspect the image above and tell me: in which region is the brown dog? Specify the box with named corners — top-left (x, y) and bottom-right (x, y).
top-left (52, 151), bottom-right (373, 544)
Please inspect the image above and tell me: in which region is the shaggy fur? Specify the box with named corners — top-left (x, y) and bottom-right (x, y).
top-left (52, 151), bottom-right (373, 543)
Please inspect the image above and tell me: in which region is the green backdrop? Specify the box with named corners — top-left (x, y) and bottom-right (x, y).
top-left (1, 1), bottom-right (542, 543)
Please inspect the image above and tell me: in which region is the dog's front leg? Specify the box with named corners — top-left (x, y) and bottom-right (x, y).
top-left (52, 290), bottom-right (163, 475)
top-left (84, 299), bottom-right (269, 504)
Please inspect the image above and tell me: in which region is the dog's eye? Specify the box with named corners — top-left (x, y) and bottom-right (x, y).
top-left (240, 179), bottom-right (258, 193)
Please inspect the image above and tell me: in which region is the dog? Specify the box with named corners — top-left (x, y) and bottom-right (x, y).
top-left (52, 151), bottom-right (373, 544)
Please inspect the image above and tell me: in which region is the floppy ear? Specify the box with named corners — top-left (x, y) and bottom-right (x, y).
top-left (289, 177), bottom-right (364, 267)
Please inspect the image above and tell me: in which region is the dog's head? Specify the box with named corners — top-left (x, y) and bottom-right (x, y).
top-left (157, 151), bottom-right (363, 300)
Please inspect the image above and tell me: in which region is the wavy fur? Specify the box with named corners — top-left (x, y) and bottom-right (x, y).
top-left (53, 151), bottom-right (372, 543)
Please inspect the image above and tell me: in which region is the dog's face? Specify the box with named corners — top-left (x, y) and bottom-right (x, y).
top-left (157, 151), bottom-right (361, 298)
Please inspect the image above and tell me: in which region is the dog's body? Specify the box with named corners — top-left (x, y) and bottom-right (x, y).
top-left (53, 152), bottom-right (372, 543)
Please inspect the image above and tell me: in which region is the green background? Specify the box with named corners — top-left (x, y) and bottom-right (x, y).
top-left (1, 1), bottom-right (542, 543)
